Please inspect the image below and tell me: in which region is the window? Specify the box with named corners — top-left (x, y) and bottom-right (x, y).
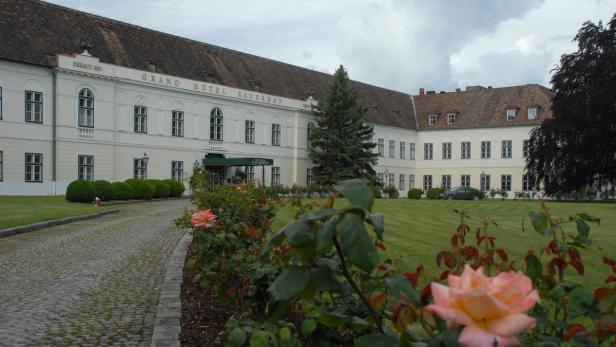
top-left (424, 143), bottom-right (433, 160)
top-left (506, 109), bottom-right (516, 121)
top-left (480, 174), bottom-right (491, 191)
top-left (0, 86), bottom-right (3, 119)
top-left (134, 158), bottom-right (147, 179)
top-left (25, 91), bottom-right (43, 123)
top-left (442, 175), bottom-right (451, 190)
top-left (0, 151), bottom-right (3, 181)
top-left (428, 114), bottom-right (437, 125)
top-left (389, 140), bottom-right (395, 158)
top-left (134, 106), bottom-right (147, 133)
top-left (377, 172), bottom-right (384, 184)
top-left (306, 168), bottom-right (313, 186)
top-left (481, 141), bottom-right (491, 159)
top-left (423, 175), bottom-right (433, 191)
top-left (78, 88), bottom-right (94, 127)
top-left (388, 173), bottom-right (395, 187)
top-left (399, 174), bottom-right (405, 190)
top-left (442, 142), bottom-right (452, 159)
top-left (25, 153), bottom-right (42, 182)
top-left (210, 107), bottom-right (223, 140)
top-left (461, 142), bottom-right (471, 159)
top-left (172, 161), bottom-right (183, 182)
top-left (523, 174), bottom-right (534, 191)
top-left (527, 107), bottom-right (537, 120)
top-left (410, 143), bottom-right (415, 160)
top-left (409, 174), bottom-right (415, 188)
top-left (400, 142), bottom-right (406, 159)
top-left (523, 140), bottom-right (530, 158)
top-left (502, 140), bottom-right (512, 158)
top-left (245, 166), bottom-right (254, 182)
top-left (377, 139), bottom-right (384, 157)
top-left (78, 155), bottom-right (94, 181)
top-left (271, 167), bottom-right (280, 186)
top-left (172, 111), bottom-right (184, 137)
top-left (244, 120), bottom-right (255, 143)
top-left (307, 122), bottom-right (314, 149)
top-left (447, 113), bottom-right (456, 124)
top-left (272, 123), bottom-right (281, 146)
top-left (461, 175), bottom-right (470, 187)
top-left (501, 175), bottom-right (512, 192)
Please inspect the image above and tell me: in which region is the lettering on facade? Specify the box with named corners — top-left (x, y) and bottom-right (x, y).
top-left (73, 61), bottom-right (102, 72)
top-left (141, 73), bottom-right (181, 87)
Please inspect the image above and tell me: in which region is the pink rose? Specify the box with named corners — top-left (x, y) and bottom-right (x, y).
top-left (191, 209), bottom-right (217, 229)
top-left (426, 265), bottom-right (539, 347)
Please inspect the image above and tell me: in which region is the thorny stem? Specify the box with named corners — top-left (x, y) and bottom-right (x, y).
top-left (332, 235), bottom-right (384, 333)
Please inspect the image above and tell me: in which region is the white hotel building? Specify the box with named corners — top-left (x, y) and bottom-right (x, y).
top-left (0, 0), bottom-right (552, 196)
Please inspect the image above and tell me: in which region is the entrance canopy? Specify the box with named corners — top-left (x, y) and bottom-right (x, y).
top-left (202, 156), bottom-right (273, 167)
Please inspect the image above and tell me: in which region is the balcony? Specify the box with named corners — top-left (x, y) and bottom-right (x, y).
top-left (78, 127), bottom-right (94, 140)
top-left (208, 140), bottom-right (227, 151)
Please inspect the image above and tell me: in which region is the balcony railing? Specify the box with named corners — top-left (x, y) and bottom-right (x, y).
top-left (78, 128), bottom-right (94, 140)
top-left (208, 140), bottom-right (226, 151)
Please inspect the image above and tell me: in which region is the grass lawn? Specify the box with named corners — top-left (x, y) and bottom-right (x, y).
top-left (273, 198), bottom-right (616, 289)
top-left (0, 196), bottom-right (111, 229)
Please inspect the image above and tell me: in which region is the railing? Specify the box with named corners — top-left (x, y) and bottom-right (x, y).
top-left (208, 140), bottom-right (226, 151)
top-left (78, 128), bottom-right (94, 140)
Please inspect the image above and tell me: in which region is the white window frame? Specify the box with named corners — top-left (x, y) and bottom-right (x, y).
top-left (306, 168), bottom-right (312, 186)
top-left (307, 122), bottom-right (314, 149)
top-left (388, 173), bottom-right (395, 187)
top-left (501, 174), bottom-right (512, 192)
top-left (389, 140), bottom-right (395, 158)
top-left (245, 120), bottom-right (255, 143)
top-left (523, 140), bottom-right (530, 158)
top-left (502, 140), bottom-right (512, 158)
top-left (447, 113), bottom-right (456, 124)
top-left (134, 106), bottom-right (147, 133)
top-left (25, 91), bottom-right (43, 123)
top-left (245, 166), bottom-right (255, 182)
top-left (461, 141), bottom-right (471, 159)
top-left (423, 175), bottom-right (432, 192)
top-left (272, 123), bottom-right (281, 146)
top-left (271, 167), bottom-right (280, 186)
top-left (480, 174), bottom-right (491, 191)
top-left (442, 175), bottom-right (451, 190)
top-left (461, 174), bottom-right (470, 188)
top-left (377, 139), bottom-right (384, 157)
top-left (399, 142), bottom-right (406, 159)
top-left (506, 109), bottom-right (516, 121)
top-left (428, 114), bottom-right (437, 125)
top-left (377, 172), bottom-right (384, 185)
top-left (442, 142), bottom-right (451, 160)
top-left (527, 107), bottom-right (537, 119)
top-left (410, 143), bottom-right (415, 160)
top-left (409, 174), bottom-right (415, 188)
top-left (399, 174), bottom-right (405, 191)
top-left (523, 174), bottom-right (533, 191)
top-left (78, 155), bottom-right (94, 181)
top-left (172, 160), bottom-right (183, 182)
top-left (78, 88), bottom-right (94, 128)
top-left (481, 141), bottom-right (491, 159)
top-left (172, 111), bottom-right (184, 137)
top-left (25, 153), bottom-right (43, 182)
top-left (134, 158), bottom-right (147, 179)
top-left (424, 143), bottom-right (433, 160)
top-left (210, 107), bottom-right (223, 141)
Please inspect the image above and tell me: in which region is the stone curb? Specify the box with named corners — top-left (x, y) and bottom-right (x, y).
top-left (102, 197), bottom-right (188, 206)
top-left (150, 230), bottom-right (192, 347)
top-left (0, 209), bottom-right (120, 239)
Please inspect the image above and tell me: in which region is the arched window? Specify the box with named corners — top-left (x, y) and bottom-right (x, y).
top-left (78, 88), bottom-right (94, 127)
top-left (307, 122), bottom-right (314, 149)
top-left (210, 107), bottom-right (223, 141)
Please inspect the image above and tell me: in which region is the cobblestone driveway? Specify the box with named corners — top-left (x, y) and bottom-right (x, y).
top-left (0, 199), bottom-right (190, 346)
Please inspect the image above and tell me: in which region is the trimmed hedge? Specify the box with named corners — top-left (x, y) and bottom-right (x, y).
top-left (91, 180), bottom-right (113, 201)
top-left (427, 187), bottom-right (444, 200)
top-left (407, 188), bottom-right (422, 199)
top-left (111, 182), bottom-right (134, 200)
top-left (66, 179), bottom-right (96, 203)
top-left (163, 179), bottom-right (185, 197)
top-left (125, 178), bottom-right (154, 200)
top-left (147, 179), bottom-right (171, 198)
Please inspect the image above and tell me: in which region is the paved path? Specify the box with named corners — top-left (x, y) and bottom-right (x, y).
top-left (0, 199), bottom-right (190, 346)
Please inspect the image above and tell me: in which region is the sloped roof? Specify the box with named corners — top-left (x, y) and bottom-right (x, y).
top-left (413, 85), bottom-right (554, 130)
top-left (0, 0), bottom-right (417, 129)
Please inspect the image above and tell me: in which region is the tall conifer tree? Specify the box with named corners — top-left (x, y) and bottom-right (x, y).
top-left (309, 65), bottom-right (378, 185)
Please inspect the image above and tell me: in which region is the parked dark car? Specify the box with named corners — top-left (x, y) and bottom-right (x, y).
top-left (440, 186), bottom-right (485, 200)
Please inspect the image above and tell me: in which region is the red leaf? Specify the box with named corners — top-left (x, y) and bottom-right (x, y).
top-left (604, 257), bottom-right (616, 273)
top-left (605, 276), bottom-right (616, 284)
top-left (461, 246), bottom-right (479, 260)
top-left (404, 271), bottom-right (420, 288)
top-left (496, 248), bottom-right (509, 262)
top-left (436, 251), bottom-right (448, 267)
top-left (470, 262), bottom-right (481, 270)
top-left (546, 240), bottom-right (558, 254)
top-left (278, 246), bottom-right (292, 255)
top-left (451, 234), bottom-right (458, 247)
top-left (569, 248), bottom-right (584, 275)
top-left (564, 324), bottom-right (585, 341)
top-left (376, 241), bottom-right (386, 251)
top-left (416, 263), bottom-right (425, 274)
top-left (420, 283), bottom-right (432, 304)
top-left (224, 287), bottom-right (236, 297)
top-left (445, 253), bottom-right (457, 268)
top-left (377, 264), bottom-right (389, 273)
top-left (439, 270), bottom-right (451, 280)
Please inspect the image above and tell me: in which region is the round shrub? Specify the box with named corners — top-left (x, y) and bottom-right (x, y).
top-left (147, 179), bottom-right (171, 198)
top-left (125, 178), bottom-right (154, 200)
top-left (369, 184), bottom-right (382, 199)
top-left (90, 180), bottom-right (113, 201)
top-left (407, 188), bottom-right (422, 199)
top-left (427, 187), bottom-right (444, 200)
top-left (163, 179), bottom-right (185, 197)
top-left (111, 182), bottom-right (133, 200)
top-left (65, 179), bottom-right (95, 203)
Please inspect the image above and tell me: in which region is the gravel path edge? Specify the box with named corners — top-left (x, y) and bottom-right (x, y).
top-left (0, 208), bottom-right (120, 239)
top-left (150, 230), bottom-right (193, 347)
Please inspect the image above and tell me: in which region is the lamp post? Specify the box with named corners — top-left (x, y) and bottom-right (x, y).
top-left (384, 169), bottom-right (389, 186)
top-left (142, 152), bottom-right (149, 180)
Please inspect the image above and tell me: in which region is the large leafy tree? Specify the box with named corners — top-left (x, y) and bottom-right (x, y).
top-left (527, 14), bottom-right (616, 195)
top-left (309, 65), bottom-right (378, 185)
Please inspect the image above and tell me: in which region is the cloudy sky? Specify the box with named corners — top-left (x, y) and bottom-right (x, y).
top-left (48, 0), bottom-right (615, 94)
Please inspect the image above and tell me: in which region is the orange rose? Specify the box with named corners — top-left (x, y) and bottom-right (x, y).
top-left (191, 209), bottom-right (217, 229)
top-left (427, 265), bottom-right (539, 347)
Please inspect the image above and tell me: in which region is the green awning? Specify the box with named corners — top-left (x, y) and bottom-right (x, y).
top-left (202, 157), bottom-right (273, 166)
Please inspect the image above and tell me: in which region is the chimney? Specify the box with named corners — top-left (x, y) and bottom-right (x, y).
top-left (419, 88), bottom-right (425, 96)
top-left (487, 86), bottom-right (492, 89)
top-left (439, 91), bottom-right (445, 94)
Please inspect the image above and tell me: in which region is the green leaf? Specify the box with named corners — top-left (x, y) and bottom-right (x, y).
top-left (262, 229), bottom-right (287, 255)
top-left (311, 266), bottom-right (344, 293)
top-left (351, 316), bottom-right (370, 328)
top-left (185, 257), bottom-right (197, 269)
top-left (525, 254), bottom-right (543, 281)
top-left (356, 333), bottom-right (399, 347)
top-left (567, 286), bottom-right (594, 320)
top-left (279, 327), bottom-right (291, 342)
top-left (548, 285), bottom-right (566, 302)
top-left (337, 212), bottom-right (379, 273)
top-left (198, 276), bottom-right (209, 288)
top-left (574, 218), bottom-right (590, 239)
top-left (576, 213), bottom-right (600, 224)
top-left (304, 208), bottom-right (337, 221)
top-left (268, 266), bottom-right (311, 301)
top-left (316, 217), bottom-right (337, 254)
top-left (301, 319), bottom-right (317, 337)
top-left (318, 312), bottom-right (350, 328)
top-left (283, 220), bottom-right (315, 248)
top-left (365, 213), bottom-right (384, 240)
top-left (528, 211), bottom-right (554, 237)
top-left (249, 330), bottom-right (270, 347)
top-left (228, 327), bottom-right (247, 347)
top-left (335, 179), bottom-right (374, 212)
top-left (267, 300), bottom-right (292, 324)
top-left (386, 275), bottom-right (419, 304)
